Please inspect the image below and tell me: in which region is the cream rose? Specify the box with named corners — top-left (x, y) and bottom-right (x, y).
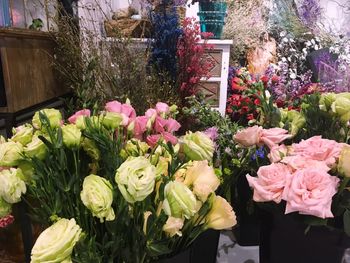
top-left (31, 218), bottom-right (82, 263)
top-left (205, 195), bottom-right (237, 230)
top-left (183, 160), bottom-right (220, 202)
top-left (163, 217), bottom-right (184, 237)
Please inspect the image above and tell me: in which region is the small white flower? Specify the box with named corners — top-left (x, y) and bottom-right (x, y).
top-left (314, 44), bottom-right (319, 50)
top-left (311, 39), bottom-right (316, 45)
top-left (280, 31), bottom-right (287, 37)
top-left (282, 57), bottom-right (287, 62)
top-left (306, 41), bottom-right (312, 47)
top-left (282, 37), bottom-right (289, 43)
top-left (290, 73), bottom-right (297, 79)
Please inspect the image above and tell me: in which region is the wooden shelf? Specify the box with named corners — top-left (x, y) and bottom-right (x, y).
top-left (0, 28), bottom-right (51, 40)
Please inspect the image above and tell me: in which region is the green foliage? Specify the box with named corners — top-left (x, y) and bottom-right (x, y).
top-left (297, 93), bottom-right (349, 142)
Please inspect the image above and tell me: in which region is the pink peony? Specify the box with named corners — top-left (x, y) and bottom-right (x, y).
top-left (105, 101), bottom-right (136, 126)
top-left (145, 108), bottom-right (157, 120)
top-left (281, 156), bottom-right (331, 172)
top-left (134, 116), bottom-right (149, 137)
top-left (234, 126), bottom-right (263, 147)
top-left (0, 214), bottom-right (14, 228)
top-left (246, 163), bottom-right (292, 203)
top-left (261, 128), bottom-right (292, 149)
top-left (121, 104), bottom-right (137, 119)
top-left (282, 167), bottom-right (339, 219)
top-left (155, 102), bottom-right (170, 115)
top-left (162, 132), bottom-right (178, 145)
top-left (154, 116), bottom-right (167, 133)
top-left (166, 118), bottom-right (181, 133)
top-left (290, 136), bottom-right (344, 167)
top-left (146, 134), bottom-right (161, 147)
top-left (105, 100), bottom-right (122, 113)
top-left (68, 109), bottom-right (91, 124)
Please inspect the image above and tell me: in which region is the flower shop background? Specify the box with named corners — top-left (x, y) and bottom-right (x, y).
top-left (2, 0), bottom-right (350, 263)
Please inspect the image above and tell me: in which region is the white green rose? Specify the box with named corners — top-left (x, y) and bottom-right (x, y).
top-left (31, 218), bottom-right (82, 263)
top-left (0, 168), bottom-right (26, 204)
top-left (115, 156), bottom-right (156, 203)
top-left (81, 174), bottom-right (115, 222)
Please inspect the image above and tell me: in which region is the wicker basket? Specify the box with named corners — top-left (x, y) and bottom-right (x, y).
top-left (104, 18), bottom-right (151, 38)
top-left (153, 5), bottom-right (186, 25)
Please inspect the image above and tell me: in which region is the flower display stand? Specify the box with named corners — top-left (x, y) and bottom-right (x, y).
top-left (260, 211), bottom-right (350, 263)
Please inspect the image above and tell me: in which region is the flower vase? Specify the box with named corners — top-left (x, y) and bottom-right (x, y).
top-left (157, 229), bottom-right (220, 263)
top-left (232, 174), bottom-right (260, 246)
top-left (259, 211), bottom-right (350, 263)
top-left (197, 1), bottom-right (227, 39)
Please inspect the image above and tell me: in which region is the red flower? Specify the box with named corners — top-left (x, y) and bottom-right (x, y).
top-left (0, 215), bottom-right (14, 228)
top-left (271, 75), bottom-right (280, 84)
top-left (276, 100), bottom-right (285, 108)
top-left (260, 75), bottom-right (269, 84)
top-left (231, 77), bottom-right (247, 91)
top-left (247, 113), bottom-right (255, 120)
top-left (254, 98), bottom-right (261, 106)
top-left (226, 108), bottom-right (233, 114)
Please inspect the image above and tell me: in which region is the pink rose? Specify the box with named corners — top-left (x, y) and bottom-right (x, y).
top-left (166, 118), bottom-right (181, 133)
top-left (162, 132), bottom-right (178, 145)
top-left (282, 167), bottom-right (339, 218)
top-left (234, 126), bottom-right (263, 147)
top-left (154, 116), bottom-right (167, 133)
top-left (68, 109), bottom-right (91, 124)
top-left (105, 101), bottom-right (122, 113)
top-left (290, 136), bottom-right (344, 167)
top-left (246, 163), bottom-right (291, 203)
top-left (146, 134), bottom-right (161, 147)
top-left (121, 104), bottom-right (136, 119)
top-left (145, 108), bottom-right (157, 121)
top-left (134, 116), bottom-right (149, 137)
top-left (261, 128), bottom-right (292, 149)
top-left (268, 144), bottom-right (288, 163)
top-left (105, 101), bottom-right (136, 126)
top-left (155, 102), bottom-right (170, 115)
top-left (281, 156), bottom-right (331, 172)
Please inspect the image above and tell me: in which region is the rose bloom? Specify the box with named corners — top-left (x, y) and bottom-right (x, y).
top-left (260, 128), bottom-right (292, 149)
top-left (268, 144), bottom-right (288, 163)
top-left (234, 126), bottom-right (263, 147)
top-left (281, 156), bottom-right (331, 172)
top-left (246, 163), bottom-right (291, 203)
top-left (289, 136), bottom-right (344, 167)
top-left (282, 167), bottom-right (339, 219)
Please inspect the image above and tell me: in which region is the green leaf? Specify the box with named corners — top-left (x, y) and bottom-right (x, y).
top-left (303, 216), bottom-right (327, 226)
top-left (147, 241), bottom-right (172, 257)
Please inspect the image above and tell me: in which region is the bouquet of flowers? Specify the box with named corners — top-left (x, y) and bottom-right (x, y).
top-left (0, 100), bottom-right (236, 263)
top-left (234, 92), bottom-right (350, 233)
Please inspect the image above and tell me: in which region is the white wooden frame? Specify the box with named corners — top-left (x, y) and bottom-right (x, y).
top-left (200, 39), bottom-right (233, 116)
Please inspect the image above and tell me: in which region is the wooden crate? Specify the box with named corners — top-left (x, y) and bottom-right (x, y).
top-left (0, 28), bottom-right (67, 113)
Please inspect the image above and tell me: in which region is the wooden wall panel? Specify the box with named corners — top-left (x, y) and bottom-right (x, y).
top-left (0, 28), bottom-right (67, 113)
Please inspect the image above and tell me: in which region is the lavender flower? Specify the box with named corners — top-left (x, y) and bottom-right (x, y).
top-left (298, 0), bottom-right (323, 29)
top-left (204, 127), bottom-right (219, 142)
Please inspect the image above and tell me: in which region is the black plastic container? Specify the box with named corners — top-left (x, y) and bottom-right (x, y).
top-left (260, 211), bottom-right (350, 263)
top-left (157, 229), bottom-right (220, 263)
